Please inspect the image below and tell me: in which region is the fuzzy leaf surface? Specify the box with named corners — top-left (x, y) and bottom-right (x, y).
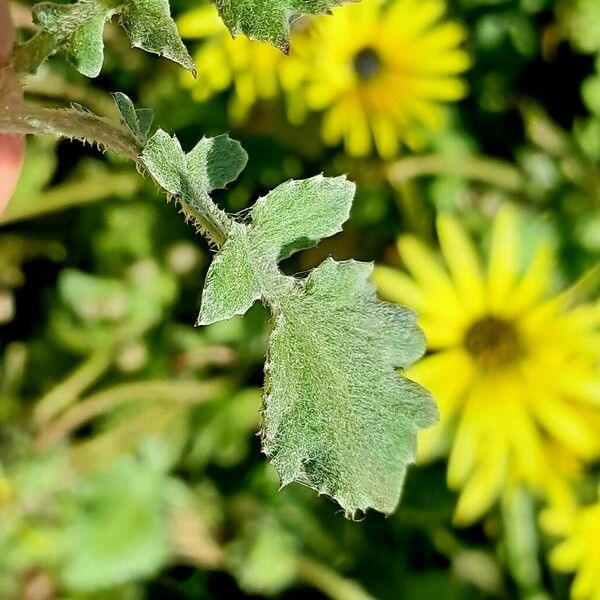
top-left (263, 259), bottom-right (437, 516)
top-left (212, 0), bottom-right (351, 50)
top-left (138, 126), bottom-right (437, 516)
top-left (112, 92), bottom-right (153, 144)
top-left (250, 175), bottom-right (354, 260)
top-left (32, 0), bottom-right (194, 77)
top-left (141, 130), bottom-right (248, 201)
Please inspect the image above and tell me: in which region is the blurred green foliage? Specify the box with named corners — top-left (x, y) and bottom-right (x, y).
top-left (2, 0), bottom-right (600, 598)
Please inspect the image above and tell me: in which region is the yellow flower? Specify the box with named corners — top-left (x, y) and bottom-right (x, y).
top-left (294, 0), bottom-right (470, 157)
top-left (542, 491), bottom-right (600, 600)
top-left (177, 0), bottom-right (469, 156)
top-left (373, 207), bottom-right (600, 525)
top-left (177, 4), bottom-right (304, 123)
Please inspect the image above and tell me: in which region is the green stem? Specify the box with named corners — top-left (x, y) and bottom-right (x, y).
top-left (0, 106), bottom-right (233, 246)
top-left (0, 171), bottom-right (140, 225)
top-left (12, 32), bottom-right (59, 74)
top-left (295, 557), bottom-right (375, 600)
top-left (0, 106), bottom-right (141, 161)
top-left (36, 378), bottom-right (230, 447)
top-left (388, 154), bottom-right (525, 192)
top-left (179, 190), bottom-right (232, 248)
top-left (501, 488), bottom-right (550, 600)
top-left (32, 349), bottom-right (113, 430)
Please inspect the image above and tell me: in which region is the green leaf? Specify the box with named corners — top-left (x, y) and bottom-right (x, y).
top-left (197, 176), bottom-right (435, 515)
top-left (264, 259), bottom-right (437, 516)
top-left (33, 1), bottom-right (107, 77)
top-left (142, 130), bottom-right (248, 200)
top-left (139, 125), bottom-right (436, 516)
top-left (60, 454), bottom-right (173, 590)
top-left (32, 0), bottom-right (194, 77)
top-left (112, 92), bottom-right (154, 144)
top-left (118, 0), bottom-right (195, 72)
top-left (199, 224), bottom-right (263, 325)
top-left (250, 175), bottom-right (355, 261)
top-left (212, 0), bottom-right (351, 51)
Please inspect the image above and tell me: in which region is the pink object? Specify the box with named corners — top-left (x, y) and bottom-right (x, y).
top-left (0, 0), bottom-right (25, 215)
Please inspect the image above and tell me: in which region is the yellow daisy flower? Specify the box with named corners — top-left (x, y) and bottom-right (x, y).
top-left (542, 491), bottom-right (600, 600)
top-left (373, 207), bottom-right (600, 525)
top-left (177, 4), bottom-right (304, 123)
top-left (293, 0), bottom-right (471, 156)
top-left (178, 0), bottom-right (469, 156)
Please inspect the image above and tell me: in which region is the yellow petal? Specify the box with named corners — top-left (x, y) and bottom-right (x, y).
top-left (436, 213), bottom-right (485, 315)
top-left (572, 545), bottom-right (600, 600)
top-left (505, 243), bottom-right (553, 316)
top-left (452, 432), bottom-right (508, 526)
top-left (528, 390), bottom-right (600, 460)
top-left (447, 394), bottom-right (480, 489)
top-left (550, 535), bottom-right (586, 572)
top-left (487, 206), bottom-right (520, 314)
top-left (372, 265), bottom-right (424, 309)
top-left (397, 235), bottom-right (466, 325)
top-left (177, 6), bottom-right (224, 39)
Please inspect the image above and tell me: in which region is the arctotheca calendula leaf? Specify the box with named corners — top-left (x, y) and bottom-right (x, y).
top-left (139, 128), bottom-right (437, 516)
top-left (212, 0), bottom-right (353, 51)
top-left (31, 0), bottom-right (195, 77)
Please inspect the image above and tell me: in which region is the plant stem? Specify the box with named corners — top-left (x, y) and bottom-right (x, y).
top-left (36, 378), bottom-right (230, 447)
top-left (32, 349), bottom-right (113, 430)
top-left (0, 171), bottom-right (140, 225)
top-left (295, 557), bottom-right (376, 600)
top-left (0, 106), bottom-right (233, 246)
top-left (12, 32), bottom-right (59, 74)
top-left (501, 488), bottom-right (550, 600)
top-left (388, 154), bottom-right (525, 192)
top-left (0, 106), bottom-right (141, 160)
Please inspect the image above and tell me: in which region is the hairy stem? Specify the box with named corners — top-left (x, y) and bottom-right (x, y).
top-left (12, 32), bottom-right (58, 73)
top-left (0, 106), bottom-right (141, 160)
top-left (0, 106), bottom-right (233, 246)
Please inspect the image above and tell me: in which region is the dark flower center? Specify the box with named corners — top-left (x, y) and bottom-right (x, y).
top-left (464, 316), bottom-right (523, 368)
top-left (352, 47), bottom-right (381, 81)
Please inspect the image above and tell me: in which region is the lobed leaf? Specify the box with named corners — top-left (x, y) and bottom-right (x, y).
top-left (32, 0), bottom-right (195, 77)
top-left (263, 259), bottom-right (437, 516)
top-left (196, 171), bottom-right (436, 515)
top-left (250, 175), bottom-right (355, 261)
top-left (212, 0), bottom-right (353, 51)
top-left (141, 129), bottom-right (248, 201)
top-left (137, 122), bottom-right (437, 516)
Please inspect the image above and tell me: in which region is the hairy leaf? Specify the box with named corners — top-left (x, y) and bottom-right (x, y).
top-left (212, 0), bottom-right (352, 51)
top-left (32, 0), bottom-right (194, 77)
top-left (142, 130), bottom-right (248, 200)
top-left (139, 125), bottom-right (436, 516)
top-left (264, 259), bottom-right (437, 516)
top-left (112, 92), bottom-right (153, 144)
top-left (250, 175), bottom-right (354, 260)
top-left (199, 224), bottom-right (262, 325)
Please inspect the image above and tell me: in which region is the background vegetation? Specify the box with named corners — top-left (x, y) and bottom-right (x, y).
top-left (2, 0), bottom-right (600, 598)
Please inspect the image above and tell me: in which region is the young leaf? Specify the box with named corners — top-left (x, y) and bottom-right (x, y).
top-left (142, 130), bottom-right (248, 201)
top-left (250, 175), bottom-right (354, 260)
top-left (212, 0), bottom-right (351, 51)
top-left (112, 92), bottom-right (153, 144)
top-left (30, 0), bottom-right (195, 77)
top-left (141, 129), bottom-right (247, 244)
top-left (199, 224), bottom-right (263, 325)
